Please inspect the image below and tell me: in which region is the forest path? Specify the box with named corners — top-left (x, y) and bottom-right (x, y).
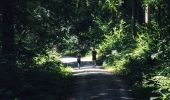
top-left (61, 56), bottom-right (135, 100)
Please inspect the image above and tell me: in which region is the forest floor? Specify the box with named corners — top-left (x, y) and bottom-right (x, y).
top-left (61, 57), bottom-right (137, 100)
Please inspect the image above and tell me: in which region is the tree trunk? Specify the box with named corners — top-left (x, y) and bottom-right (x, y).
top-left (136, 0), bottom-right (144, 24)
top-left (131, 0), bottom-right (136, 37)
top-left (0, 0), bottom-right (17, 68)
top-left (145, 4), bottom-right (150, 24)
top-left (167, 0), bottom-right (170, 34)
top-left (167, 0), bottom-right (170, 13)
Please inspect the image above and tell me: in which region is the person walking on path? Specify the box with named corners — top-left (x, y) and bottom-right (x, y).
top-left (77, 51), bottom-right (81, 69)
top-left (92, 48), bottom-right (97, 68)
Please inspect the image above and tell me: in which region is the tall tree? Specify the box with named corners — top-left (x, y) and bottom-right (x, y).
top-left (145, 4), bottom-right (150, 24)
top-left (136, 0), bottom-right (144, 24)
top-left (0, 0), bottom-right (17, 68)
top-left (131, 0), bottom-right (144, 36)
top-left (131, 0), bottom-right (136, 37)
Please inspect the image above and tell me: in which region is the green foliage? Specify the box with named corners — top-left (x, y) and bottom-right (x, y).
top-left (60, 35), bottom-right (78, 54)
top-left (102, 0), bottom-right (120, 12)
top-left (150, 76), bottom-right (170, 100)
top-left (98, 19), bottom-right (130, 55)
top-left (142, 0), bottom-right (164, 5)
top-left (33, 50), bottom-right (61, 65)
top-left (29, 49), bottom-right (72, 76)
top-left (1, 0), bottom-right (170, 99)
top-left (0, 48), bottom-right (72, 99)
top-left (98, 18), bottom-right (170, 99)
top-left (125, 22), bottom-right (170, 99)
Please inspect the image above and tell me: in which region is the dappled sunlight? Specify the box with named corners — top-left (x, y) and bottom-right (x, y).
top-left (70, 71), bottom-right (135, 100)
top-left (62, 56), bottom-right (135, 100)
top-left (72, 66), bottom-right (110, 76)
top-left (60, 56), bottom-right (93, 68)
top-left (1, 0), bottom-right (169, 99)
top-left (60, 56), bottom-right (92, 63)
top-left (60, 56), bottom-right (77, 63)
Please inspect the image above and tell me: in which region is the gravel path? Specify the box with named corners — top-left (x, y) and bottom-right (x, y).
top-left (61, 57), bottom-right (135, 100)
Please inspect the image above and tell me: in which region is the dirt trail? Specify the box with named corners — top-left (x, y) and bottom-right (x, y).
top-left (61, 57), bottom-right (135, 100)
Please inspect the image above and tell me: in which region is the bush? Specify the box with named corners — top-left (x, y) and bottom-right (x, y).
top-left (97, 20), bottom-right (170, 99)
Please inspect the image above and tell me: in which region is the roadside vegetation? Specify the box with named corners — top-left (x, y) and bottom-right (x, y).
top-left (0, 0), bottom-right (170, 100)
top-left (96, 1), bottom-right (170, 99)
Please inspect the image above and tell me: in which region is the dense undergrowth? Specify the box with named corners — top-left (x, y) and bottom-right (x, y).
top-left (97, 20), bottom-right (170, 100)
top-left (0, 50), bottom-right (72, 100)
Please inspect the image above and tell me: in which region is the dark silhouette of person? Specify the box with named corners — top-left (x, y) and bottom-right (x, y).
top-left (77, 51), bottom-right (81, 69)
top-left (92, 48), bottom-right (97, 67)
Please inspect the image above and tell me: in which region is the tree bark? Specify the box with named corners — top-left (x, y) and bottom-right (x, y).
top-left (136, 0), bottom-right (144, 24)
top-left (167, 0), bottom-right (170, 14)
top-left (0, 0), bottom-right (17, 68)
top-left (131, 0), bottom-right (136, 37)
top-left (145, 4), bottom-right (150, 24)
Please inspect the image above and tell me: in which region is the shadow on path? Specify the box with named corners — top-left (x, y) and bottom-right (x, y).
top-left (61, 56), bottom-right (136, 100)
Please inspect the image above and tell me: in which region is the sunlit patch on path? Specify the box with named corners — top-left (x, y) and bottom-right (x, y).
top-left (72, 66), bottom-right (110, 76)
top-left (61, 56), bottom-right (135, 100)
